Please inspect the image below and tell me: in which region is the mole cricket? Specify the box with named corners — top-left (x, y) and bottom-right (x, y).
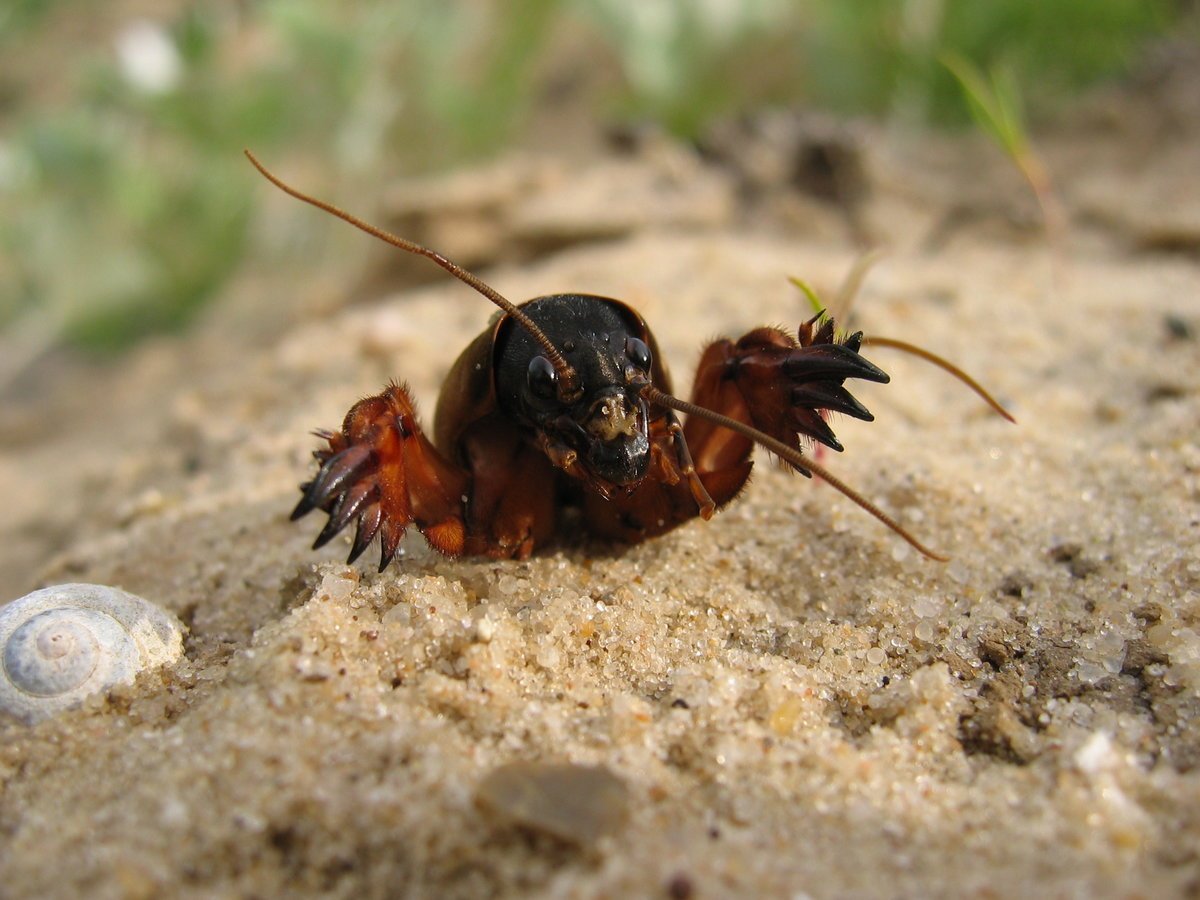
top-left (246, 151), bottom-right (1013, 572)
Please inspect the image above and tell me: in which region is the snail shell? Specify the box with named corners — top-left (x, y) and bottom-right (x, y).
top-left (0, 584), bottom-right (185, 724)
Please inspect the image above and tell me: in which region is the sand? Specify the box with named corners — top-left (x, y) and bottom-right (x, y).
top-left (1, 65), bottom-right (1199, 898)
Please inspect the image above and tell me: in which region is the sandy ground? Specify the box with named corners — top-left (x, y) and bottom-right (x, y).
top-left (1, 58), bottom-right (1199, 898)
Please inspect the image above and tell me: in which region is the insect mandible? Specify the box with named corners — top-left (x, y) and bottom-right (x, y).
top-left (246, 151), bottom-right (1013, 571)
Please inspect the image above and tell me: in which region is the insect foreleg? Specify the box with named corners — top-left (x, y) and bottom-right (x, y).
top-left (293, 382), bottom-right (470, 570)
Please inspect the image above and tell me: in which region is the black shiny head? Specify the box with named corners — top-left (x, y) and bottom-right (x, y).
top-left (494, 295), bottom-right (654, 486)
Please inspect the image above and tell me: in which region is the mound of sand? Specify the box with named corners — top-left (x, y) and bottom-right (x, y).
top-left (2, 76), bottom-right (1199, 897)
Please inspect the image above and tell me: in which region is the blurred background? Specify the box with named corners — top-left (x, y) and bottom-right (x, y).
top-left (0, 0), bottom-right (1194, 383)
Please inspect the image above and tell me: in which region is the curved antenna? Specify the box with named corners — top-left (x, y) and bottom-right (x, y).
top-left (862, 336), bottom-right (1015, 423)
top-left (789, 263), bottom-right (1015, 423)
top-left (641, 385), bottom-right (948, 561)
top-left (244, 150), bottom-right (581, 401)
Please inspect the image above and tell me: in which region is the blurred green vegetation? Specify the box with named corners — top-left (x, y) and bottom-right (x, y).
top-left (0, 0), bottom-right (1187, 361)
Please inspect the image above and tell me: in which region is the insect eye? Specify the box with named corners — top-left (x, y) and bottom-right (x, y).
top-left (626, 336), bottom-right (651, 372)
top-left (526, 355), bottom-right (558, 400)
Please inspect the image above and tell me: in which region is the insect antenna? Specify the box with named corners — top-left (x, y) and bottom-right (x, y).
top-left (860, 337), bottom-right (1015, 423)
top-left (244, 150), bottom-right (581, 401)
top-left (641, 385), bottom-right (949, 561)
top-left (790, 268), bottom-right (1015, 423)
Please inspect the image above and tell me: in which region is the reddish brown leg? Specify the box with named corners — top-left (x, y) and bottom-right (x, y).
top-left (457, 415), bottom-right (560, 560)
top-left (292, 382), bottom-right (472, 570)
top-left (295, 385), bottom-right (564, 568)
top-left (684, 316), bottom-right (888, 503)
top-left (584, 315), bottom-right (888, 543)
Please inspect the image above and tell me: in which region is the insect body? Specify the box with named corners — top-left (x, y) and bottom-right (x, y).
top-left (247, 152), bottom-right (1009, 571)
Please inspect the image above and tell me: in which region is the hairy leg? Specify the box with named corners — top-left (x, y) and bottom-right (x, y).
top-left (583, 315), bottom-right (888, 543)
top-left (292, 383), bottom-right (471, 570)
top-left (684, 317), bottom-right (888, 505)
top-left (294, 383), bottom-right (566, 568)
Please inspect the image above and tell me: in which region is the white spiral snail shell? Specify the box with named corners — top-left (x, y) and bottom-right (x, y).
top-left (0, 584), bottom-right (185, 724)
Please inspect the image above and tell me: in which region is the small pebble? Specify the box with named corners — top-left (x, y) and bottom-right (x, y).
top-left (475, 761), bottom-right (630, 845)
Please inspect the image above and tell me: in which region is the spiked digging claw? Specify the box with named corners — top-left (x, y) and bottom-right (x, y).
top-left (781, 340), bottom-right (889, 387)
top-left (791, 382), bottom-right (874, 422)
top-left (311, 480), bottom-right (375, 549)
top-left (290, 445), bottom-right (374, 522)
top-left (783, 322), bottom-right (888, 451)
top-left (730, 318), bottom-right (890, 458)
top-left (293, 456), bottom-right (397, 570)
top-left (290, 383), bottom-right (470, 571)
top-left (291, 436), bottom-right (391, 565)
top-left (349, 503), bottom-right (383, 565)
